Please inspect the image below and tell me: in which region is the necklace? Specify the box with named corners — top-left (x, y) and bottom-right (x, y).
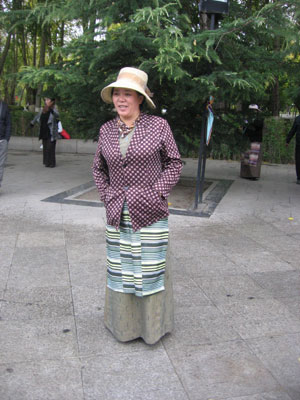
top-left (117, 114), bottom-right (140, 138)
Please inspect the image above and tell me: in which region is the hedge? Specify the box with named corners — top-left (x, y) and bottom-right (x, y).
top-left (10, 109), bottom-right (296, 164)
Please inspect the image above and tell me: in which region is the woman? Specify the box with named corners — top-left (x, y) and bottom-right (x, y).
top-left (31, 97), bottom-right (59, 168)
top-left (93, 67), bottom-right (182, 344)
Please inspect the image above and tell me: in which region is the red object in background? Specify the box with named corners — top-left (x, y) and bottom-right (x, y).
top-left (60, 129), bottom-right (71, 139)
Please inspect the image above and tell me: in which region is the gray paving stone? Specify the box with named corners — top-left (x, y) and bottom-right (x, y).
top-left (279, 296), bottom-right (300, 320)
top-left (16, 231), bottom-right (65, 248)
top-left (249, 234), bottom-right (299, 253)
top-left (69, 261), bottom-right (106, 288)
top-left (217, 391), bottom-right (292, 400)
top-left (212, 233), bottom-right (262, 254)
top-left (11, 246), bottom-right (68, 268)
top-left (75, 313), bottom-right (161, 357)
top-left (173, 238), bottom-right (226, 258)
top-left (194, 274), bottom-right (271, 304)
top-left (247, 333), bottom-right (300, 400)
top-left (17, 215), bottom-right (65, 232)
top-left (0, 286), bottom-right (73, 320)
top-left (0, 233), bottom-right (16, 283)
top-left (272, 250), bottom-right (300, 269)
top-left (1, 151), bottom-right (300, 399)
top-left (71, 285), bottom-right (105, 316)
top-left (251, 271), bottom-right (300, 298)
top-left (0, 359), bottom-right (84, 400)
top-left (172, 276), bottom-right (212, 308)
top-left (0, 214), bottom-right (21, 234)
top-left (23, 200), bottom-right (63, 212)
top-left (7, 264), bottom-right (70, 289)
top-left (64, 227), bottom-right (104, 246)
top-left (217, 298), bottom-right (300, 339)
top-left (81, 350), bottom-right (185, 399)
top-left (62, 211), bottom-right (105, 228)
top-left (163, 304), bottom-right (241, 349)
top-left (66, 243), bottom-right (106, 264)
top-left (0, 316), bottom-right (78, 363)
top-left (0, 264), bottom-right (10, 292)
top-left (167, 340), bottom-right (280, 400)
top-left (180, 254), bottom-right (247, 277)
top-left (226, 249), bottom-right (294, 273)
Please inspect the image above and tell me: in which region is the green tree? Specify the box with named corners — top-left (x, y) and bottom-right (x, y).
top-left (1, 0), bottom-right (300, 156)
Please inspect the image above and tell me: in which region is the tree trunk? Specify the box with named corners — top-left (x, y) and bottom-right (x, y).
top-left (272, 76), bottom-right (280, 116)
top-left (9, 33), bottom-right (18, 105)
top-left (20, 27), bottom-right (28, 66)
top-left (35, 28), bottom-right (47, 111)
top-left (57, 21), bottom-right (65, 63)
top-left (26, 24), bottom-right (37, 106)
top-left (271, 37), bottom-right (281, 117)
top-left (0, 33), bottom-right (12, 76)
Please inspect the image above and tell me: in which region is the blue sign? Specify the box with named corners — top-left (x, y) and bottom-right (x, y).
top-left (206, 96), bottom-right (214, 145)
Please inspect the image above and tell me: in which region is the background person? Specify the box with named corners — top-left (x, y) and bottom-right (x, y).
top-left (31, 97), bottom-right (59, 168)
top-left (0, 99), bottom-right (11, 189)
top-left (286, 109), bottom-right (300, 184)
top-left (93, 67), bottom-right (182, 345)
top-left (240, 104), bottom-right (264, 179)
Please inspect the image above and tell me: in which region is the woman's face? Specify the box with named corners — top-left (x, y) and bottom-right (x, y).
top-left (112, 88), bottom-right (143, 121)
top-left (45, 98), bottom-right (55, 107)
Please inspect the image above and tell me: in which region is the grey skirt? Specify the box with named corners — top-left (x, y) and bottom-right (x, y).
top-left (104, 243), bottom-right (174, 345)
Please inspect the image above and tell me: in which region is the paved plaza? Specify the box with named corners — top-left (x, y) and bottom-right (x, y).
top-left (0, 148), bottom-right (300, 400)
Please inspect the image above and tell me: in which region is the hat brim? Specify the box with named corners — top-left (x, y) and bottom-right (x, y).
top-left (249, 105), bottom-right (261, 111)
top-left (101, 80), bottom-right (156, 109)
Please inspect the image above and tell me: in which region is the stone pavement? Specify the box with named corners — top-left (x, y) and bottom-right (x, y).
top-left (0, 149), bottom-right (300, 400)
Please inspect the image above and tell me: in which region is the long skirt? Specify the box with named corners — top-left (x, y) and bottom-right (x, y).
top-left (104, 207), bottom-right (174, 345)
top-left (42, 138), bottom-right (56, 167)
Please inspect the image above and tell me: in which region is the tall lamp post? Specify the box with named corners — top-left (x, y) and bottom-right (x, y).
top-left (194, 0), bottom-right (229, 209)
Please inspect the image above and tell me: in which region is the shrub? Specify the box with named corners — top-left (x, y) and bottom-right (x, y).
top-left (10, 109), bottom-right (39, 137)
top-left (9, 110), bottom-right (297, 164)
top-left (262, 117), bottom-right (294, 164)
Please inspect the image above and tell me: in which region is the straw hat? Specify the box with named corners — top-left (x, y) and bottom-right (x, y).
top-left (101, 67), bottom-right (156, 109)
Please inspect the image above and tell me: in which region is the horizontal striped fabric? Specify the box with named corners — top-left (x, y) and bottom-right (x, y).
top-left (106, 203), bottom-right (169, 297)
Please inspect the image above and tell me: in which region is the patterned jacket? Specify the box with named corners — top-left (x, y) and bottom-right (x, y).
top-left (92, 113), bottom-right (182, 231)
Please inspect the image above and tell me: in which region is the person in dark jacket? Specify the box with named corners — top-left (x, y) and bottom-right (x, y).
top-left (31, 97), bottom-right (59, 168)
top-left (286, 112), bottom-right (300, 184)
top-left (0, 99), bottom-right (11, 188)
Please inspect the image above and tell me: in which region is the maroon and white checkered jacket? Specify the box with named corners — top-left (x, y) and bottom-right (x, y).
top-left (92, 113), bottom-right (182, 231)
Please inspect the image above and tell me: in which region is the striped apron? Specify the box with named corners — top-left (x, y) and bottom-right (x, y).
top-left (106, 202), bottom-right (169, 297)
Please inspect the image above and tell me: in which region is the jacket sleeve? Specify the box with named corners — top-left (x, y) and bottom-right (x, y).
top-left (286, 117), bottom-right (298, 144)
top-left (50, 107), bottom-right (59, 120)
top-left (30, 112), bottom-right (41, 126)
top-left (152, 120), bottom-right (182, 198)
top-left (92, 127), bottom-right (110, 202)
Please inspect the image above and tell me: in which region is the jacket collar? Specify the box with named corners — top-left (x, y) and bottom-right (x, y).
top-left (108, 113), bottom-right (152, 161)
